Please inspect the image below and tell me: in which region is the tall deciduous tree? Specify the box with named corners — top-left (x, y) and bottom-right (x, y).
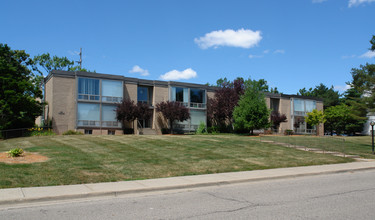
top-left (233, 80), bottom-right (270, 135)
top-left (0, 44), bottom-right (43, 130)
top-left (156, 101), bottom-right (190, 134)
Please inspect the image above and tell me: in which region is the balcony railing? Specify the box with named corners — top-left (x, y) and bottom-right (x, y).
top-left (190, 102), bottom-right (206, 109)
top-left (102, 96), bottom-right (122, 103)
top-left (77, 120), bottom-right (121, 128)
top-left (138, 100), bottom-right (153, 106)
top-left (78, 94), bottom-right (100, 101)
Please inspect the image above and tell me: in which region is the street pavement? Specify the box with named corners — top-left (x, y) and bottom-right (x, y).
top-left (1, 168), bottom-right (375, 219)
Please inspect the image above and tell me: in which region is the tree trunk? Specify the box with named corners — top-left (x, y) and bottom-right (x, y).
top-left (170, 120), bottom-right (173, 134)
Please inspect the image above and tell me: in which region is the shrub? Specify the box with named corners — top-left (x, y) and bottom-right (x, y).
top-left (7, 148), bottom-right (24, 157)
top-left (284, 129), bottom-right (294, 135)
top-left (196, 122), bottom-right (207, 134)
top-left (161, 128), bottom-right (170, 134)
top-left (207, 126), bottom-right (219, 134)
top-left (63, 130), bottom-right (83, 135)
top-left (28, 127), bottom-right (56, 136)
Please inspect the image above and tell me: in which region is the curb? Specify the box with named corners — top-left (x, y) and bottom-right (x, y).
top-left (1, 163), bottom-right (375, 206)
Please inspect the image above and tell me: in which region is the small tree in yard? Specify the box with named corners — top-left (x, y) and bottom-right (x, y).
top-left (156, 101), bottom-right (190, 134)
top-left (270, 111), bottom-right (287, 131)
top-left (233, 81), bottom-right (270, 135)
top-left (116, 98), bottom-right (138, 133)
top-left (305, 109), bottom-right (326, 136)
top-left (116, 99), bottom-right (153, 133)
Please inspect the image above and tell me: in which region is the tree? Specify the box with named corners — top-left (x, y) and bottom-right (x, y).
top-left (155, 101), bottom-right (190, 134)
top-left (297, 84), bottom-right (340, 109)
top-left (370, 35), bottom-right (375, 51)
top-left (116, 98), bottom-right (138, 133)
top-left (32, 53), bottom-right (92, 76)
top-left (270, 111), bottom-right (287, 131)
top-left (116, 98), bottom-right (153, 133)
top-left (324, 104), bottom-right (366, 135)
top-left (207, 77), bottom-right (244, 131)
top-left (349, 63), bottom-right (375, 111)
top-left (0, 44), bottom-right (43, 130)
top-left (233, 80), bottom-right (270, 135)
top-left (305, 109), bottom-right (326, 136)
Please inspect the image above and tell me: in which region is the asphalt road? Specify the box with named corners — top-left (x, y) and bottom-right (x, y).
top-left (1, 169), bottom-right (375, 219)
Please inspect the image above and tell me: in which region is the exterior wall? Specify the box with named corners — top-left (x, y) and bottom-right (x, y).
top-left (316, 101), bottom-right (324, 136)
top-left (153, 85), bottom-right (169, 133)
top-left (124, 83), bottom-right (137, 101)
top-left (279, 98), bottom-right (291, 132)
top-left (207, 90), bottom-right (215, 100)
top-left (45, 77), bottom-right (54, 127)
top-left (50, 76), bottom-right (76, 134)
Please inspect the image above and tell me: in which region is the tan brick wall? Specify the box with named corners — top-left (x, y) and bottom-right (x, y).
top-left (207, 91), bottom-right (215, 100)
top-left (153, 86), bottom-right (169, 133)
top-left (279, 98), bottom-right (292, 131)
top-left (265, 97), bottom-right (271, 109)
top-left (316, 101), bottom-right (324, 136)
top-left (50, 76), bottom-right (76, 134)
top-left (124, 83), bottom-right (137, 101)
top-left (45, 77), bottom-right (54, 127)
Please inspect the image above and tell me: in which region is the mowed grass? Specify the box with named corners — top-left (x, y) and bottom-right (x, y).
top-left (258, 135), bottom-right (375, 159)
top-left (0, 134), bottom-right (353, 189)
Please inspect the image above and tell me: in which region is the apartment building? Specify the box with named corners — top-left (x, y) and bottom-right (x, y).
top-left (39, 70), bottom-right (323, 135)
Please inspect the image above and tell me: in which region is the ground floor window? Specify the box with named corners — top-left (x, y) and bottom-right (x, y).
top-left (84, 129), bottom-right (93, 135)
top-left (108, 130), bottom-right (115, 135)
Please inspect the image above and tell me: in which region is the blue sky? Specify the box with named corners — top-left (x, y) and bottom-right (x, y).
top-left (1, 0), bottom-right (375, 94)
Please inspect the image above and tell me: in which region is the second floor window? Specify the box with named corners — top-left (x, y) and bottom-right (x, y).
top-left (190, 89), bottom-right (205, 104)
top-left (78, 78), bottom-right (99, 100)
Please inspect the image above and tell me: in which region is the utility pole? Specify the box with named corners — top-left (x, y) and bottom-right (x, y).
top-left (76, 48), bottom-right (82, 69)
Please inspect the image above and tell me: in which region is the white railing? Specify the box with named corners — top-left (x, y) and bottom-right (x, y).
top-left (78, 94), bottom-right (100, 101)
top-left (190, 102), bottom-right (206, 108)
top-left (102, 96), bottom-right (122, 103)
top-left (294, 128), bottom-right (316, 134)
top-left (77, 120), bottom-right (121, 128)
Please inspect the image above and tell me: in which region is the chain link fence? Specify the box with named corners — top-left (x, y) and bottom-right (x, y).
top-left (0, 127), bottom-right (53, 140)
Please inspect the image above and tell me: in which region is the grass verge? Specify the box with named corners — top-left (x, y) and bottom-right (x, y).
top-left (0, 134), bottom-right (353, 188)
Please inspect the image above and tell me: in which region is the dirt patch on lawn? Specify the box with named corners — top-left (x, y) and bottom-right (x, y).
top-left (0, 152), bottom-right (49, 164)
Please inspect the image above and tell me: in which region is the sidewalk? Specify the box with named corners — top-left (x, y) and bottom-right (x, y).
top-left (1, 161), bottom-right (375, 206)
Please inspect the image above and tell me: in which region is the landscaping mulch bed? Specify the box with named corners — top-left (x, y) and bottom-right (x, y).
top-left (0, 152), bottom-right (49, 164)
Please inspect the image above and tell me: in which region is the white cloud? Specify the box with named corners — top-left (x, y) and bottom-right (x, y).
top-left (341, 54), bottom-right (356, 59)
top-left (334, 85), bottom-right (351, 92)
top-left (263, 50), bottom-right (270, 54)
top-left (312, 0), bottom-right (328, 3)
top-left (160, 68), bottom-right (197, 81)
top-left (129, 65), bottom-right (150, 76)
top-left (360, 51), bottom-right (375, 58)
top-left (348, 0), bottom-right (375, 7)
top-left (274, 49), bottom-right (285, 54)
top-left (194, 28), bottom-right (262, 49)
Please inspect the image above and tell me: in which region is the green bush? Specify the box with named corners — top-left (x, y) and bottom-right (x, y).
top-left (7, 148), bottom-right (24, 157)
top-left (63, 130), bottom-right (83, 135)
top-left (207, 126), bottom-right (219, 134)
top-left (28, 127), bottom-right (56, 136)
top-left (161, 128), bottom-right (170, 134)
top-left (196, 122), bottom-right (207, 134)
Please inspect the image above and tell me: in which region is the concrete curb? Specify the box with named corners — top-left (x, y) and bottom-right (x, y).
top-left (1, 161), bottom-right (375, 206)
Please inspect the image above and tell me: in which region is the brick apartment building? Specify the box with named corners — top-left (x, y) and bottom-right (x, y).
top-left (37, 70), bottom-right (323, 135)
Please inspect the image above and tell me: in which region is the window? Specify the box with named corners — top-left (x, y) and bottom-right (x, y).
top-left (305, 100), bottom-right (316, 112)
top-left (108, 130), bottom-right (115, 135)
top-left (84, 129), bottom-right (92, 134)
top-left (190, 89), bottom-right (205, 104)
top-left (190, 110), bottom-right (206, 126)
top-left (102, 80), bottom-right (123, 102)
top-left (77, 103), bottom-right (100, 126)
top-left (294, 99), bottom-right (304, 112)
top-left (170, 87), bottom-right (188, 103)
top-left (78, 78), bottom-right (99, 100)
top-left (138, 87), bottom-right (149, 103)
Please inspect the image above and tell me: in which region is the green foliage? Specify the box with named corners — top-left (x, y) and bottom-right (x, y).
top-left (370, 35), bottom-right (375, 51)
top-left (298, 84), bottom-right (340, 109)
top-left (349, 63), bottom-right (375, 111)
top-left (0, 44), bottom-right (43, 130)
top-left (196, 121), bottom-right (208, 134)
top-left (62, 130), bottom-right (83, 135)
top-left (207, 126), bottom-right (219, 134)
top-left (7, 148), bottom-right (24, 157)
top-left (305, 109), bottom-right (326, 135)
top-left (28, 127), bottom-right (56, 136)
top-left (325, 104), bottom-right (366, 135)
top-left (233, 80), bottom-right (270, 134)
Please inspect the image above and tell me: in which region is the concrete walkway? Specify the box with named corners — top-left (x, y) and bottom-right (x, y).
top-left (1, 161), bottom-right (375, 206)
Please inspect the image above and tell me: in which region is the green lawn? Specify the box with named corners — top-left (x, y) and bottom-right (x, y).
top-left (257, 135), bottom-right (375, 159)
top-left (0, 134), bottom-right (353, 189)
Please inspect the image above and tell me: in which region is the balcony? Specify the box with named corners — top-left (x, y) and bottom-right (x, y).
top-left (77, 120), bottom-right (121, 128)
top-left (102, 96), bottom-right (122, 103)
top-left (190, 102), bottom-right (206, 109)
top-left (78, 94), bottom-right (100, 101)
